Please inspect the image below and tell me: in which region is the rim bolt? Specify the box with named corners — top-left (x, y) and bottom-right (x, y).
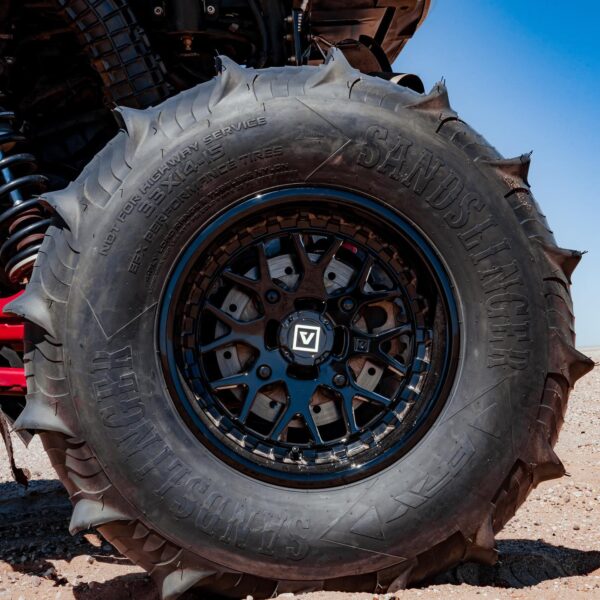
top-left (266, 289), bottom-right (280, 303)
top-left (341, 297), bottom-right (355, 312)
top-left (333, 373), bottom-right (347, 387)
top-left (257, 365), bottom-right (272, 379)
top-left (290, 446), bottom-right (301, 461)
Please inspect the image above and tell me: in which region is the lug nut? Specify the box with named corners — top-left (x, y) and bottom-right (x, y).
top-left (257, 365), bottom-right (272, 379)
top-left (290, 446), bottom-right (301, 461)
top-left (266, 289), bottom-right (280, 304)
top-left (341, 297), bottom-right (355, 312)
top-left (333, 373), bottom-right (347, 387)
top-left (206, 4), bottom-right (216, 14)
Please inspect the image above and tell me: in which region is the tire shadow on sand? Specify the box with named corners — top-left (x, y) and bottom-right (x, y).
top-left (429, 539), bottom-right (600, 588)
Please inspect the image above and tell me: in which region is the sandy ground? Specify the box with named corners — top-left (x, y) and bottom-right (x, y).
top-left (0, 350), bottom-right (598, 600)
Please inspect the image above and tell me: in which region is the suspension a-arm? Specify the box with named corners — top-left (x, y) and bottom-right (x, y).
top-left (305, 0), bottom-right (430, 68)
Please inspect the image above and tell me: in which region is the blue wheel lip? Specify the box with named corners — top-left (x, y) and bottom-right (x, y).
top-left (158, 186), bottom-right (459, 487)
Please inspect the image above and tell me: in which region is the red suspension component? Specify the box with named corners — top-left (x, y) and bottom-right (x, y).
top-left (0, 291), bottom-right (26, 394)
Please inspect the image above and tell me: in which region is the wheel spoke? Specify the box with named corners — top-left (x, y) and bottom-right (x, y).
top-left (199, 332), bottom-right (237, 353)
top-left (350, 323), bottom-right (412, 356)
top-left (291, 233), bottom-right (333, 297)
top-left (221, 270), bottom-right (261, 294)
top-left (256, 242), bottom-right (272, 288)
top-left (270, 405), bottom-right (297, 441)
top-left (209, 371), bottom-right (252, 390)
top-left (269, 378), bottom-right (323, 444)
top-left (377, 351), bottom-right (408, 376)
top-left (317, 238), bottom-right (343, 272)
top-left (359, 288), bottom-right (402, 306)
top-left (238, 386), bottom-right (258, 423)
top-left (355, 255), bottom-right (374, 292)
top-left (339, 388), bottom-right (360, 435)
top-left (222, 245), bottom-right (292, 311)
top-left (372, 323), bottom-right (413, 342)
top-left (291, 233), bottom-right (311, 272)
top-left (320, 362), bottom-right (360, 435)
top-left (352, 383), bottom-right (391, 407)
top-left (209, 371), bottom-right (263, 423)
top-left (303, 410), bottom-right (323, 444)
top-left (204, 303), bottom-right (264, 335)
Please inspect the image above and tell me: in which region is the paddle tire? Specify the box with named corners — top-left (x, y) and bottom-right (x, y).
top-left (10, 53), bottom-right (593, 599)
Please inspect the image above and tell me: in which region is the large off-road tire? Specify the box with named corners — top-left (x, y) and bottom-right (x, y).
top-left (9, 52), bottom-right (593, 599)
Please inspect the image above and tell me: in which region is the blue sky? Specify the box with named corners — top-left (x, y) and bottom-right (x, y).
top-left (393, 0), bottom-right (600, 348)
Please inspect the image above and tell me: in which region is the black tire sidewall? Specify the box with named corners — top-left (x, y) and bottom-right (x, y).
top-left (65, 98), bottom-right (547, 578)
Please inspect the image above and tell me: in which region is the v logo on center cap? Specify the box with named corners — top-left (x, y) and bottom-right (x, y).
top-left (300, 331), bottom-right (315, 345)
top-left (292, 324), bottom-right (321, 353)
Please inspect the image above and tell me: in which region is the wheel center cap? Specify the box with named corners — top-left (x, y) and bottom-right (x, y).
top-left (279, 310), bottom-right (334, 365)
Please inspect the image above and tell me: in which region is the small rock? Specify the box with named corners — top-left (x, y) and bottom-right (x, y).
top-left (86, 556), bottom-right (95, 564)
top-left (573, 524), bottom-right (581, 530)
top-left (42, 567), bottom-right (56, 579)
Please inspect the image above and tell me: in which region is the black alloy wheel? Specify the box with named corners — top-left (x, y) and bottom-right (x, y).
top-left (159, 188), bottom-right (459, 487)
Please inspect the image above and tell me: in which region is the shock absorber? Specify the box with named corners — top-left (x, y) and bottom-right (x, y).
top-left (0, 110), bottom-right (50, 284)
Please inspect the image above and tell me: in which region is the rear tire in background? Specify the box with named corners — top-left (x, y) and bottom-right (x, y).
top-left (9, 52), bottom-right (593, 599)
